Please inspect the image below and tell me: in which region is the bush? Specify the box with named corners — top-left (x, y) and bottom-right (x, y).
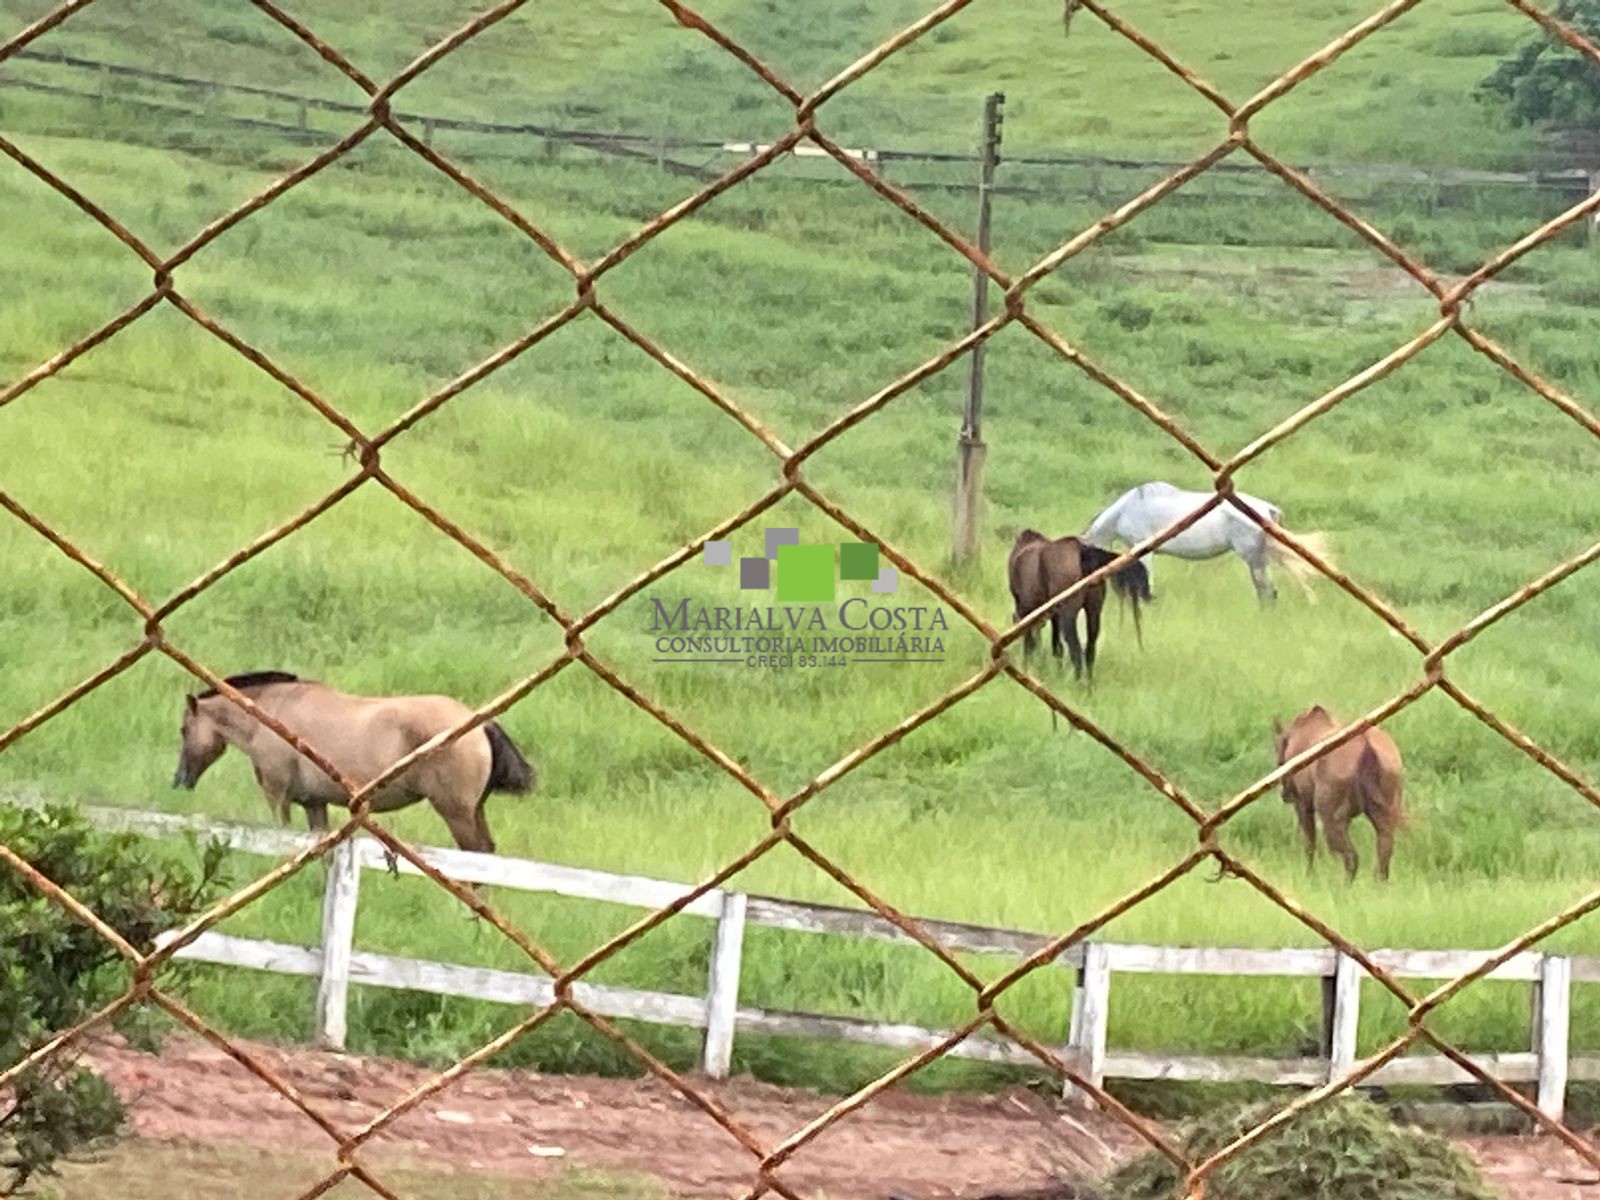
top-left (1100, 1095), bottom-right (1496, 1200)
top-left (1478, 1), bottom-right (1600, 128)
top-left (0, 804), bottom-right (228, 1193)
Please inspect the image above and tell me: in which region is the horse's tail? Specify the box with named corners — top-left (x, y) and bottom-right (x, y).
top-left (1112, 560), bottom-right (1148, 649)
top-left (1080, 545), bottom-right (1146, 649)
top-left (483, 721), bottom-right (536, 797)
top-left (1355, 740), bottom-right (1406, 829)
top-left (1266, 528), bottom-right (1336, 603)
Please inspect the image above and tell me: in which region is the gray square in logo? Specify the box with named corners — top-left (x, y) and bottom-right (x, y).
top-left (740, 557), bottom-right (770, 590)
top-left (872, 567), bottom-right (899, 594)
top-left (764, 527), bottom-right (799, 559)
top-left (703, 540), bottom-right (732, 566)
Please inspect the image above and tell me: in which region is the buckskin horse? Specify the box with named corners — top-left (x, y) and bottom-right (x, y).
top-left (171, 671), bottom-right (535, 854)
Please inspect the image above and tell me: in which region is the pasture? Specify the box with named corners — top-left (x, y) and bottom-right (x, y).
top-left (3, 0), bottom-right (1600, 1097)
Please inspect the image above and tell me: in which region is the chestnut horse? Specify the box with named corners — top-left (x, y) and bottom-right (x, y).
top-left (1273, 704), bottom-right (1405, 882)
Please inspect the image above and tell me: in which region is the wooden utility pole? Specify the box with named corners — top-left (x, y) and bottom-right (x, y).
top-left (952, 91), bottom-right (1004, 565)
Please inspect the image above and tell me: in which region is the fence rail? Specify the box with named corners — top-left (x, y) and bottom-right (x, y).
top-left (4, 47), bottom-right (1597, 200)
top-left (22, 798), bottom-right (1596, 1119)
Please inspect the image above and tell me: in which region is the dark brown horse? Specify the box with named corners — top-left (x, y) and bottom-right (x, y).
top-left (172, 671), bottom-right (535, 854)
top-left (1008, 530), bottom-right (1149, 680)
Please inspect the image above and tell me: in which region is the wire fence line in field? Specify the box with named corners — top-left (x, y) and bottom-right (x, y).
top-left (5, 45), bottom-right (1600, 204)
top-left (3, 0), bottom-right (1600, 1197)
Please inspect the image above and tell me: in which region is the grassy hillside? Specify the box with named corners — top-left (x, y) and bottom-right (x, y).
top-left (3, 0), bottom-right (1600, 1095)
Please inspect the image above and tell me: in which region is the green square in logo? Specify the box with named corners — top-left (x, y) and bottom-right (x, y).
top-left (839, 542), bottom-right (879, 582)
top-left (776, 544), bottom-right (834, 602)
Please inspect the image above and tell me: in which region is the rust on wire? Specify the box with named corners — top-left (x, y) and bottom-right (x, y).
top-left (993, 1018), bottom-right (1192, 1167)
top-left (4, 0), bottom-right (1600, 1193)
top-left (0, 989), bottom-right (145, 1092)
top-left (1417, 1030), bottom-right (1600, 1172)
top-left (761, 1015), bottom-right (996, 1169)
top-left (558, 829), bottom-right (790, 982)
top-left (247, 0), bottom-right (380, 95)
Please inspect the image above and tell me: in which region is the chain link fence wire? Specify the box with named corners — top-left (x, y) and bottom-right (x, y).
top-left (4, 0), bottom-right (1600, 1195)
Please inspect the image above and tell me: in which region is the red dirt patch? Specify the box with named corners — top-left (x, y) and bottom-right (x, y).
top-left (84, 1032), bottom-right (1136, 1198)
top-left (1457, 1135), bottom-right (1600, 1200)
top-left (81, 1033), bottom-right (1598, 1199)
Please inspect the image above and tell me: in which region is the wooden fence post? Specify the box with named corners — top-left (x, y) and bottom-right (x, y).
top-left (701, 890), bottom-right (747, 1078)
top-left (1535, 955), bottom-right (1572, 1122)
top-left (1064, 942), bottom-right (1110, 1104)
top-left (1326, 952), bottom-right (1361, 1083)
top-left (313, 838), bottom-right (360, 1050)
top-left (950, 91), bottom-right (1004, 565)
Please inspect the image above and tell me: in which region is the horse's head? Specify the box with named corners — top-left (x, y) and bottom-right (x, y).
top-left (1273, 710), bottom-right (1335, 806)
top-left (173, 694), bottom-right (226, 789)
top-left (1271, 717), bottom-right (1298, 804)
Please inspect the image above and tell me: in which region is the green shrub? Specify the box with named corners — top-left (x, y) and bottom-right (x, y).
top-left (0, 804), bottom-right (228, 1194)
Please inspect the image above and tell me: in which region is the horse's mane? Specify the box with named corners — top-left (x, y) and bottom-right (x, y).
top-left (196, 670), bottom-right (302, 699)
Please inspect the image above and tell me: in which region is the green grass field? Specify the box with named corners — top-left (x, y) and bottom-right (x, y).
top-left (3, 0), bottom-right (1600, 1097)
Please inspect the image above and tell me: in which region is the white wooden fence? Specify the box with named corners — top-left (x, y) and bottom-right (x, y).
top-left (34, 802), bottom-right (1600, 1119)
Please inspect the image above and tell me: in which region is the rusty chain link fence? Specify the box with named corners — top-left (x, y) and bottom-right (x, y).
top-left (5, 0), bottom-right (1600, 1195)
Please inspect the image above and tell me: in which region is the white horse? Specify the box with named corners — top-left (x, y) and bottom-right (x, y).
top-left (1083, 481), bottom-right (1333, 605)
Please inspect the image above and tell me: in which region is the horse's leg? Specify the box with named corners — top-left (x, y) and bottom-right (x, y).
top-left (1358, 769), bottom-right (1400, 883)
top-left (1321, 808), bottom-right (1359, 881)
top-left (301, 801), bottom-right (334, 877)
top-left (1083, 593), bottom-right (1103, 681)
top-left (1244, 540), bottom-right (1277, 605)
top-left (253, 764), bottom-right (294, 828)
top-left (1021, 614), bottom-right (1039, 662)
top-left (472, 802), bottom-right (496, 856)
top-left (1250, 561), bottom-right (1277, 605)
top-left (1295, 797), bottom-right (1317, 868)
top-left (429, 795), bottom-right (495, 855)
top-left (1049, 608), bottom-right (1064, 662)
top-left (1060, 607), bottom-right (1086, 679)
top-left (1372, 815), bottom-right (1395, 882)
top-left (426, 794), bottom-right (495, 914)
